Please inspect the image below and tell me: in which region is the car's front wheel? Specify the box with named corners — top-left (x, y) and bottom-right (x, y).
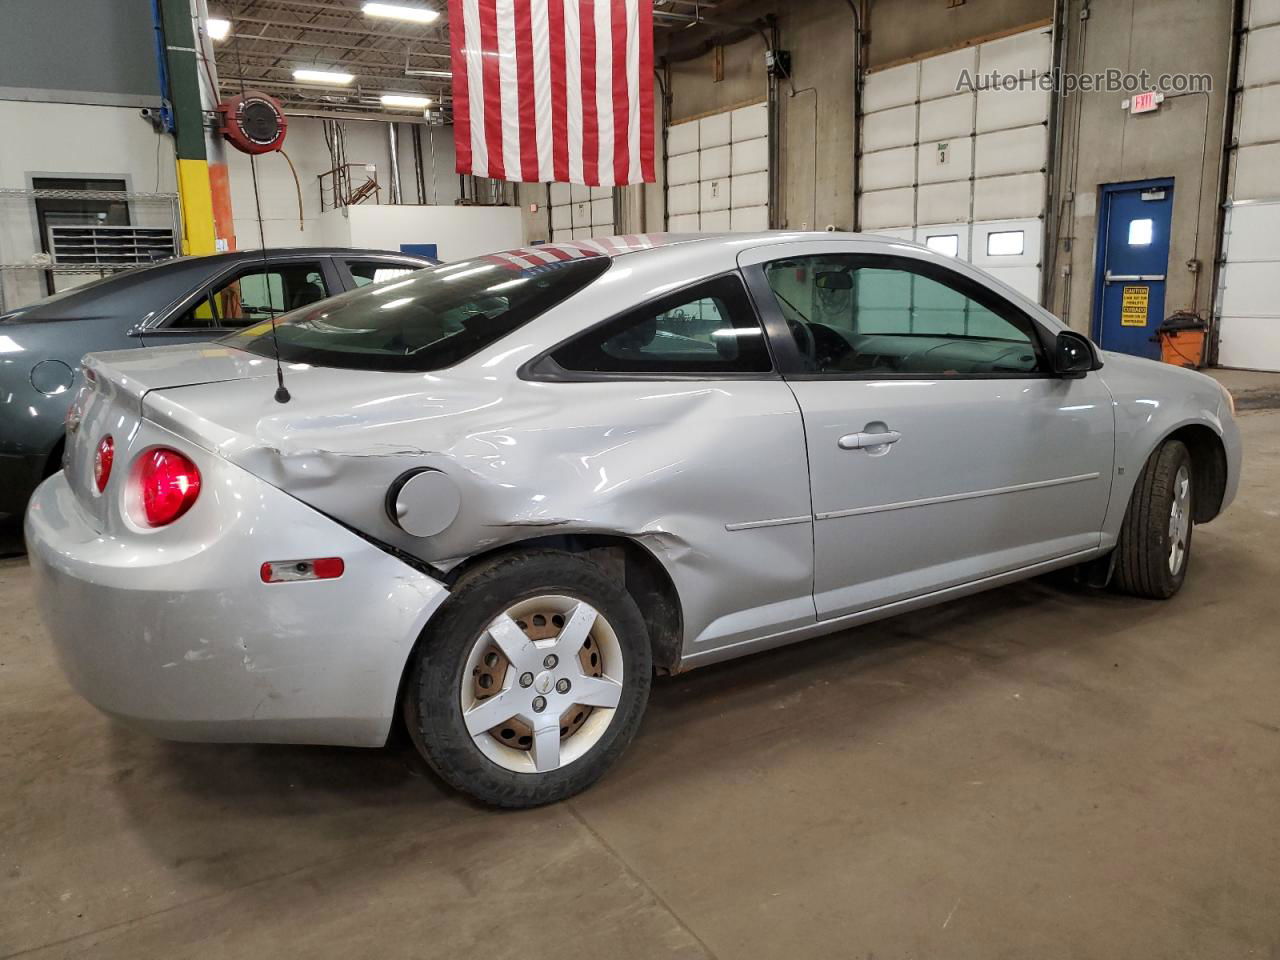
top-left (1112, 438), bottom-right (1194, 599)
top-left (403, 550), bottom-right (652, 807)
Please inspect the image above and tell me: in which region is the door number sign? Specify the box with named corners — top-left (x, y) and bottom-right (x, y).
top-left (1121, 285), bottom-right (1150, 327)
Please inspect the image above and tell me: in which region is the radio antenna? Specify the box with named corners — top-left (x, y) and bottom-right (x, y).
top-left (233, 36), bottom-right (289, 403)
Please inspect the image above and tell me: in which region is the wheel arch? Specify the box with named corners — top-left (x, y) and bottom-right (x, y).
top-left (1160, 422), bottom-right (1228, 523)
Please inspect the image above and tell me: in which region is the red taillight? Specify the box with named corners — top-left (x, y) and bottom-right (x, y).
top-left (260, 557), bottom-right (345, 583)
top-left (138, 448), bottom-right (202, 526)
top-left (94, 436), bottom-right (114, 492)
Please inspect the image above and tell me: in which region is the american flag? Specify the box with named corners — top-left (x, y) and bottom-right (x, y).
top-left (449, 0), bottom-right (655, 186)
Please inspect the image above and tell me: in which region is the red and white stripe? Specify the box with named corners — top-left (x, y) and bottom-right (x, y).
top-left (450, 0), bottom-right (655, 186)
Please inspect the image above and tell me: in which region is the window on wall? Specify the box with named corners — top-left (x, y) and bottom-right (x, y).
top-left (551, 273), bottom-right (772, 375)
top-left (348, 262), bottom-right (417, 287)
top-left (1128, 218), bottom-right (1154, 246)
top-left (925, 234), bottom-right (960, 257)
top-left (762, 254), bottom-right (1044, 376)
top-left (986, 231), bottom-right (1026, 257)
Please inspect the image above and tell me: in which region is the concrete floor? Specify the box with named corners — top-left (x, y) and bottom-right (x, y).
top-left (2, 412), bottom-right (1279, 960)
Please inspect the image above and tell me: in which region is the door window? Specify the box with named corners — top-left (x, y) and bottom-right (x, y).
top-left (171, 262), bottom-right (329, 329)
top-left (551, 273), bottom-right (772, 374)
top-left (347, 261), bottom-right (419, 287)
top-left (762, 254), bottom-right (1044, 376)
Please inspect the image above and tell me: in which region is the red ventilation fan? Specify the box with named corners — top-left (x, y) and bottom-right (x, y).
top-left (216, 91), bottom-right (288, 155)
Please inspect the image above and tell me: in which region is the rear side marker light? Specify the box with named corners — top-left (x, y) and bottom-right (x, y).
top-left (260, 557), bottom-right (345, 583)
top-left (138, 448), bottom-right (202, 526)
top-left (94, 436), bottom-right (114, 492)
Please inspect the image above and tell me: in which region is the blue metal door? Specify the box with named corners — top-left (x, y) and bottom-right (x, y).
top-left (1093, 179), bottom-right (1174, 360)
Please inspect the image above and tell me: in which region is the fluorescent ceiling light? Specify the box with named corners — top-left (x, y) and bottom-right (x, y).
top-left (294, 68), bottom-right (355, 84)
top-left (363, 2), bottom-right (439, 23)
top-left (408, 69), bottom-right (452, 78)
top-left (206, 18), bottom-right (231, 40)
top-left (380, 93), bottom-right (432, 109)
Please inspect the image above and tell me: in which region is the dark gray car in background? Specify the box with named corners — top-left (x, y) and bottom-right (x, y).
top-left (0, 248), bottom-right (433, 516)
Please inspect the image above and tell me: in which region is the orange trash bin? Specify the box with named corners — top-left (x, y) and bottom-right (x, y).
top-left (1158, 313), bottom-right (1207, 369)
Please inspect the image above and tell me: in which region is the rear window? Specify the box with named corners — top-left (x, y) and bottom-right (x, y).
top-left (222, 255), bottom-right (610, 372)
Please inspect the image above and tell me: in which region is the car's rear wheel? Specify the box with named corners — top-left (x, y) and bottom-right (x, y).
top-left (403, 550), bottom-right (651, 807)
top-left (1112, 439), bottom-right (1194, 599)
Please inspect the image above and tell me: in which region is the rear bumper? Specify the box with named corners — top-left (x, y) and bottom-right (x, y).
top-left (25, 469), bottom-right (449, 747)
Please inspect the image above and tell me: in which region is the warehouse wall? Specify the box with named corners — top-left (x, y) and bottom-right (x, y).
top-left (0, 0), bottom-right (159, 106)
top-left (0, 101), bottom-right (177, 310)
top-left (225, 117), bottom-right (460, 251)
top-left (1050, 0), bottom-right (1233, 335)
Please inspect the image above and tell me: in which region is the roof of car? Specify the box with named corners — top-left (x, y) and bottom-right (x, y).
top-left (491, 231), bottom-right (921, 266)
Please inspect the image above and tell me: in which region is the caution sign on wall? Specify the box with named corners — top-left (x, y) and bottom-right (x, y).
top-left (1121, 286), bottom-right (1150, 327)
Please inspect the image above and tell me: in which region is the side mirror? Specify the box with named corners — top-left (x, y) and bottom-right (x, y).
top-left (1054, 331), bottom-right (1098, 377)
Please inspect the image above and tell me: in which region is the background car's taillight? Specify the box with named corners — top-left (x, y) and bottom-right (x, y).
top-left (93, 436), bottom-right (114, 492)
top-left (138, 449), bottom-right (202, 526)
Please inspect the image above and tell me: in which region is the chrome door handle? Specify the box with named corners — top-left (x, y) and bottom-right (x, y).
top-left (839, 430), bottom-right (901, 450)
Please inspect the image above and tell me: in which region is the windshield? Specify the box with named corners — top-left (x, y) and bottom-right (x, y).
top-left (222, 255), bottom-right (610, 372)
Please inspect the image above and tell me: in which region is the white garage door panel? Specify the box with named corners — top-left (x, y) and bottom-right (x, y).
top-left (916, 181), bottom-right (971, 223)
top-left (700, 178), bottom-right (731, 212)
top-left (572, 227), bottom-right (593, 240)
top-left (571, 201), bottom-right (591, 226)
top-left (571, 183), bottom-right (590, 202)
top-left (700, 145), bottom-right (731, 180)
top-left (731, 205), bottom-right (769, 232)
top-left (863, 103), bottom-right (917, 152)
top-left (860, 189), bottom-right (915, 230)
top-left (1250, 0), bottom-right (1280, 24)
top-left (1222, 202), bottom-right (1280, 260)
top-left (1220, 260), bottom-right (1280, 315)
top-left (917, 223), bottom-right (970, 259)
top-left (919, 94), bottom-right (974, 142)
top-left (590, 197), bottom-right (613, 226)
top-left (731, 137), bottom-right (769, 176)
top-left (666, 101), bottom-right (771, 233)
top-left (1242, 25), bottom-right (1280, 86)
top-left (862, 146), bottom-right (915, 191)
top-left (1218, 317), bottom-right (1280, 370)
top-left (979, 28), bottom-right (1051, 76)
top-left (976, 86), bottom-right (1050, 132)
top-left (732, 171), bottom-right (769, 207)
top-left (973, 173), bottom-right (1045, 220)
top-left (918, 136), bottom-right (973, 184)
top-left (862, 62), bottom-right (919, 112)
top-left (550, 182), bottom-right (571, 205)
top-left (972, 218), bottom-right (1042, 269)
top-left (731, 103), bottom-right (769, 141)
top-left (590, 186), bottom-right (611, 200)
top-left (1233, 144), bottom-right (1280, 200)
top-left (667, 152), bottom-right (700, 186)
top-left (920, 47), bottom-right (976, 101)
top-left (858, 24), bottom-right (1048, 303)
top-left (982, 266), bottom-right (1041, 302)
top-left (700, 209), bottom-right (731, 231)
top-left (700, 112), bottom-right (732, 149)
top-left (1238, 94), bottom-right (1280, 146)
top-left (975, 126), bottom-right (1046, 177)
top-left (870, 227), bottom-right (915, 242)
top-left (668, 121), bottom-right (699, 157)
top-left (551, 205), bottom-right (571, 231)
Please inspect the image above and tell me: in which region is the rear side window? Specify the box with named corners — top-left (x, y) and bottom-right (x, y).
top-left (551, 273), bottom-right (772, 375)
top-left (223, 255), bottom-right (610, 372)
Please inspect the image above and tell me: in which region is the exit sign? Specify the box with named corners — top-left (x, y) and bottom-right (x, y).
top-left (1128, 91), bottom-right (1163, 114)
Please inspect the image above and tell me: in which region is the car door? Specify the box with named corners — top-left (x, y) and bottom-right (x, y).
top-left (740, 239), bottom-right (1115, 621)
top-left (139, 256), bottom-right (340, 346)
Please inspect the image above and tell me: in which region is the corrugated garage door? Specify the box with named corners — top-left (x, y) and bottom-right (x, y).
top-left (666, 101), bottom-right (770, 232)
top-left (859, 25), bottom-right (1051, 302)
top-left (549, 184), bottom-right (614, 242)
top-left (1217, 0), bottom-right (1280, 371)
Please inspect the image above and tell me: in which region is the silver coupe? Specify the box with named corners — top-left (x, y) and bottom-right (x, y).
top-left (25, 233), bottom-right (1242, 807)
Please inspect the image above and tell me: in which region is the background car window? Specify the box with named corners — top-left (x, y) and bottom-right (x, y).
top-left (764, 255), bottom-right (1043, 376)
top-left (551, 274), bottom-right (772, 375)
top-left (348, 262), bottom-right (417, 287)
top-left (172, 263), bottom-right (328, 329)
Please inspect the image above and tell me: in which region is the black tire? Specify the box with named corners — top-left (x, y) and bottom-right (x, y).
top-left (1112, 439), bottom-right (1194, 599)
top-left (403, 549), bottom-right (652, 807)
